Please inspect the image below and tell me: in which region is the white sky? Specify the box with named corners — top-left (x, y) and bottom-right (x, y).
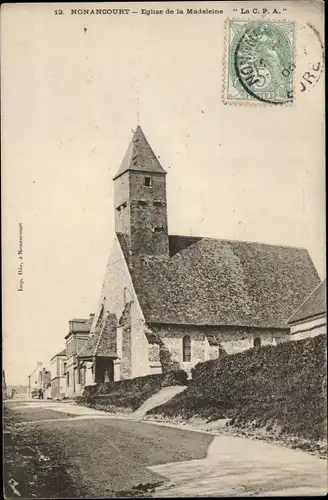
top-left (2, 2), bottom-right (325, 385)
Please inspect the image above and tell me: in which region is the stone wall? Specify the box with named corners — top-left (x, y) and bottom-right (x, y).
top-left (148, 324), bottom-right (289, 368)
top-left (130, 172), bottom-right (169, 257)
top-left (92, 236), bottom-right (150, 381)
top-left (114, 173), bottom-right (131, 238)
top-left (119, 301), bottom-right (132, 379)
top-left (131, 315), bottom-right (151, 378)
top-left (114, 170), bottom-right (169, 257)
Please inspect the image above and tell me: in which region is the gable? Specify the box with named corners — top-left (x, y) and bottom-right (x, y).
top-left (78, 312), bottom-right (117, 358)
top-left (119, 235), bottom-right (320, 329)
top-left (91, 235), bottom-right (143, 327)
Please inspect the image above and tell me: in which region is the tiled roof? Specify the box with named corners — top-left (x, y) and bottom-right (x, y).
top-left (288, 279), bottom-right (326, 324)
top-left (77, 312), bottom-right (117, 358)
top-left (113, 126), bottom-right (167, 180)
top-left (50, 348), bottom-right (66, 361)
top-left (118, 234), bottom-right (320, 328)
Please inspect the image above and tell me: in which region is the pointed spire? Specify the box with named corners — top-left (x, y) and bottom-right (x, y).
top-left (113, 126), bottom-right (167, 180)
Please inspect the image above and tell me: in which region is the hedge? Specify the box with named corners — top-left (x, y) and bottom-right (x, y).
top-left (147, 334), bottom-right (327, 442)
top-left (75, 370), bottom-right (188, 412)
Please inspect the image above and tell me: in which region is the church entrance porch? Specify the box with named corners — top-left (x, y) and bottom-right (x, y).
top-left (94, 357), bottom-right (115, 383)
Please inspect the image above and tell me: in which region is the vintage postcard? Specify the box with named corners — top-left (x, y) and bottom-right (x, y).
top-left (2, 1), bottom-right (326, 498)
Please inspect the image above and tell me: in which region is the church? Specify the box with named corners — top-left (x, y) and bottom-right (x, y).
top-left (71, 126), bottom-right (320, 392)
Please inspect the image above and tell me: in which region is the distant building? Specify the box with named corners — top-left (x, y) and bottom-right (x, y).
top-left (7, 385), bottom-right (29, 399)
top-left (65, 315), bottom-right (94, 397)
top-left (28, 361), bottom-right (43, 398)
top-left (287, 279), bottom-right (326, 341)
top-left (39, 367), bottom-right (52, 399)
top-left (73, 126), bottom-right (321, 385)
top-left (50, 349), bottom-right (67, 398)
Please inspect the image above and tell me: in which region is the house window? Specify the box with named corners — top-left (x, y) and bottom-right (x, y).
top-left (253, 337), bottom-right (261, 348)
top-left (153, 201), bottom-right (163, 207)
top-left (137, 200), bottom-right (148, 207)
top-left (154, 227), bottom-right (164, 233)
top-left (182, 335), bottom-right (191, 362)
top-left (144, 176), bottom-right (152, 187)
top-left (63, 362), bottom-right (67, 375)
top-left (66, 371), bottom-right (70, 387)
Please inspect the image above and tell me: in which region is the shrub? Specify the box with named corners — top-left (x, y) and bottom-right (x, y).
top-left (76, 370), bottom-right (188, 412)
top-left (147, 335), bottom-right (327, 443)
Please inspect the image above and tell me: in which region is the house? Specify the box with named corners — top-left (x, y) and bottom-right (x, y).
top-left (75, 126), bottom-right (321, 387)
top-left (50, 348), bottom-right (67, 398)
top-left (39, 367), bottom-right (52, 399)
top-left (65, 315), bottom-right (94, 397)
top-left (287, 279), bottom-right (326, 341)
top-left (28, 361), bottom-right (44, 398)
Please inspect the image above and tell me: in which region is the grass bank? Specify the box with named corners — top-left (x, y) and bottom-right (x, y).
top-left (146, 335), bottom-right (327, 457)
top-left (75, 370), bottom-right (188, 413)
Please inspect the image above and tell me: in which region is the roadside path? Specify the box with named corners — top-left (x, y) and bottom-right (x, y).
top-left (4, 400), bottom-right (327, 498)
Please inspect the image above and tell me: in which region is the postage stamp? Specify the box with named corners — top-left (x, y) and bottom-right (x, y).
top-left (223, 20), bottom-right (295, 105)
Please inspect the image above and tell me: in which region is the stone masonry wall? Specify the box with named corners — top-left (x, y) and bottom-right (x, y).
top-left (114, 173), bottom-right (131, 239)
top-left (119, 301), bottom-right (132, 379)
top-left (148, 324), bottom-right (289, 368)
top-left (129, 172), bottom-right (169, 257)
top-left (92, 236), bottom-right (149, 381)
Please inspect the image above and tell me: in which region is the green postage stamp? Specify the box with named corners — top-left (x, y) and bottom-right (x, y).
top-left (223, 20), bottom-right (295, 105)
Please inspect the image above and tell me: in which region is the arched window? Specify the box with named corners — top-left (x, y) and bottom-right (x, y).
top-left (253, 337), bottom-right (261, 348)
top-left (182, 335), bottom-right (191, 362)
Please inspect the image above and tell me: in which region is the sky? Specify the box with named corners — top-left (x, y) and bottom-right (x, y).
top-left (2, 2), bottom-right (325, 385)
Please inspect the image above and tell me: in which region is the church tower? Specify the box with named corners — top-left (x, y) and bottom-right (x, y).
top-left (113, 126), bottom-right (169, 258)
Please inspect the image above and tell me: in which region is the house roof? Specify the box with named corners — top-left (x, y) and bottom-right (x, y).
top-left (50, 348), bottom-right (66, 362)
top-left (113, 126), bottom-right (167, 180)
top-left (77, 312), bottom-right (117, 359)
top-left (118, 233), bottom-right (320, 329)
top-left (287, 279), bottom-right (326, 324)
top-left (65, 316), bottom-right (93, 339)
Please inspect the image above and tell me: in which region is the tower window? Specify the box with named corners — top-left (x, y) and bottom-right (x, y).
top-left (116, 202), bottom-right (127, 211)
top-left (253, 337), bottom-right (261, 348)
top-left (144, 176), bottom-right (152, 187)
top-left (182, 335), bottom-right (191, 362)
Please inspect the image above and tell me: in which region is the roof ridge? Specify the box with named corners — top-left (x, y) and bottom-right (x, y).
top-left (169, 233), bottom-right (309, 251)
top-left (287, 278), bottom-right (326, 324)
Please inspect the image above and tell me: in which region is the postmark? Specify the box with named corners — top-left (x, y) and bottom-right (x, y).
top-left (223, 20), bottom-right (295, 105)
top-left (297, 22), bottom-right (324, 95)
